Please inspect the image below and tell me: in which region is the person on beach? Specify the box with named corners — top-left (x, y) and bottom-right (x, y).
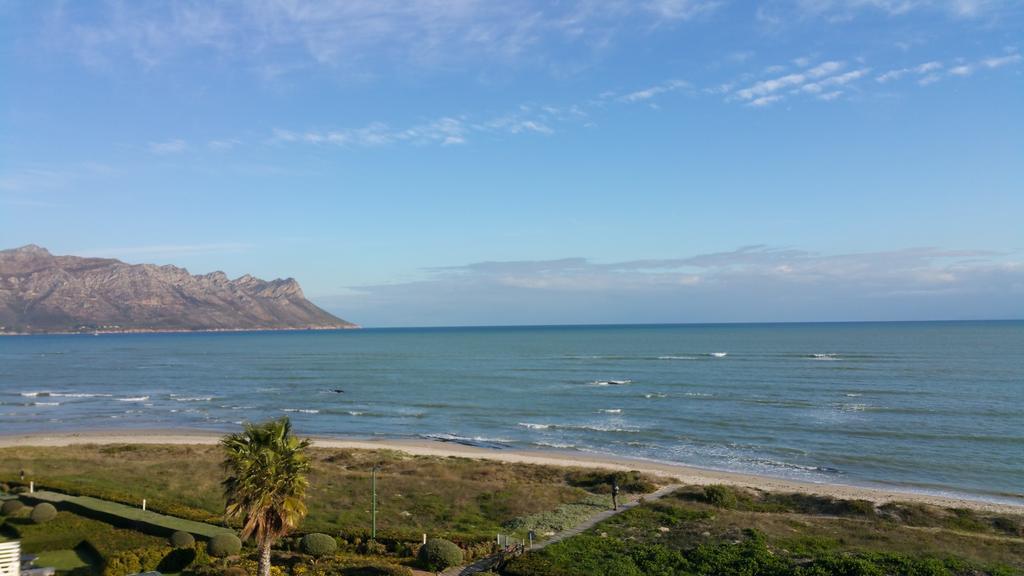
top-left (611, 479), bottom-right (620, 510)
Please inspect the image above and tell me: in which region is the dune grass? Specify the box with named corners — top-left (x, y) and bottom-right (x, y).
top-left (0, 444), bottom-right (661, 542)
top-left (505, 485), bottom-right (1024, 576)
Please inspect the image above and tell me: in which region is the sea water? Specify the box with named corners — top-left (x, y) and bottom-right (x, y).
top-left (1, 321), bottom-right (1021, 504)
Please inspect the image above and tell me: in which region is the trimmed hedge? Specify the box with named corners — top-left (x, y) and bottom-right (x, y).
top-left (209, 533), bottom-right (243, 557)
top-left (101, 545), bottom-right (173, 576)
top-left (170, 530), bottom-right (196, 548)
top-left (301, 533), bottom-right (338, 558)
top-left (418, 538), bottom-right (463, 572)
top-left (30, 502), bottom-right (57, 523)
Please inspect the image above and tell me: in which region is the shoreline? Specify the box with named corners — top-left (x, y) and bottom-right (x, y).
top-left (0, 325), bottom-right (360, 336)
top-left (2, 429), bottom-right (1021, 515)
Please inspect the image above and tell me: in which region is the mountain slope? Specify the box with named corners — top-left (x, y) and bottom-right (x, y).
top-left (0, 245), bottom-right (356, 333)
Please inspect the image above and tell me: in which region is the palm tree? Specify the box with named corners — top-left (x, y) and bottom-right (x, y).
top-left (222, 417), bottom-right (312, 576)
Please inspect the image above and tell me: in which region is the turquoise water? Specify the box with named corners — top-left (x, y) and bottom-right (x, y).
top-left (1, 321), bottom-right (1021, 503)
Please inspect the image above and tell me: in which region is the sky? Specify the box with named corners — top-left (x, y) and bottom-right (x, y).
top-left (1, 0), bottom-right (1022, 327)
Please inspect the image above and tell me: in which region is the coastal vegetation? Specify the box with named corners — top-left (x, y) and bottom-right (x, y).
top-left (505, 484), bottom-right (1024, 576)
top-left (2, 442), bottom-right (1022, 576)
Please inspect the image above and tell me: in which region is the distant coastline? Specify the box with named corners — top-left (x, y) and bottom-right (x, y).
top-left (0, 324), bottom-right (360, 336)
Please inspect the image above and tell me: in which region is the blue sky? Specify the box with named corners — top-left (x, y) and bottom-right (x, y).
top-left (1, 0), bottom-right (1022, 326)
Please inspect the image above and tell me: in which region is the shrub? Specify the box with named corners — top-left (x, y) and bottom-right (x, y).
top-left (170, 530), bottom-right (196, 548)
top-left (209, 533), bottom-right (243, 557)
top-left (102, 546), bottom-right (173, 576)
top-left (224, 567), bottom-right (248, 576)
top-left (565, 470), bottom-right (657, 494)
top-left (360, 539), bottom-right (387, 556)
top-left (702, 485), bottom-right (739, 508)
top-left (1, 499), bottom-right (25, 515)
top-left (301, 533), bottom-right (338, 558)
top-left (31, 502), bottom-right (58, 523)
top-left (418, 538), bottom-right (463, 572)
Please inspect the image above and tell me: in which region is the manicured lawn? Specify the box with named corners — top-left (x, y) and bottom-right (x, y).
top-left (35, 548), bottom-right (96, 572)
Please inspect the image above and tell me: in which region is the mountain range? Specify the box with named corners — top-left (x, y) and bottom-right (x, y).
top-left (0, 245), bottom-right (355, 333)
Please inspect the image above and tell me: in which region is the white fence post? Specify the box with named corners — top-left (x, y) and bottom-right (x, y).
top-left (142, 499), bottom-right (147, 511)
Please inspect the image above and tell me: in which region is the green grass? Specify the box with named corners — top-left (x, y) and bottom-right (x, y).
top-left (34, 549), bottom-right (95, 572)
top-left (25, 490), bottom-right (233, 539)
top-left (503, 486), bottom-right (1024, 576)
top-left (0, 444), bottom-right (666, 543)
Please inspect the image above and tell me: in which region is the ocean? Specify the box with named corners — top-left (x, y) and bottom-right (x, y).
top-left (1, 321), bottom-right (1021, 504)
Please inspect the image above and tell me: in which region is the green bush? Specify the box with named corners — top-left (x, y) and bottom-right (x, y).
top-left (1, 499), bottom-right (25, 515)
top-left (31, 502), bottom-right (58, 523)
top-left (301, 532), bottom-right (338, 558)
top-left (223, 567), bottom-right (248, 576)
top-left (170, 530), bottom-right (195, 548)
top-left (702, 485), bottom-right (739, 508)
top-left (360, 539), bottom-right (387, 555)
top-left (418, 538), bottom-right (464, 572)
top-left (565, 470), bottom-right (657, 494)
top-left (208, 533), bottom-right (243, 557)
top-left (101, 545), bottom-right (173, 576)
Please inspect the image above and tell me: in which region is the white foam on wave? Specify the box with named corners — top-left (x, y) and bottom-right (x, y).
top-left (844, 393), bottom-right (863, 397)
top-left (591, 379), bottom-right (631, 386)
top-left (657, 355), bottom-right (698, 360)
top-left (708, 352), bottom-right (728, 358)
top-left (519, 422), bottom-right (638, 433)
top-left (173, 396), bottom-right (213, 402)
top-left (533, 441), bottom-right (577, 449)
top-left (33, 402), bottom-right (61, 406)
top-left (810, 353), bottom-right (839, 360)
top-left (118, 396), bottom-right (149, 402)
top-left (21, 391), bottom-right (48, 397)
top-left (51, 392), bottom-right (113, 398)
top-left (644, 393), bottom-right (668, 399)
top-left (282, 408), bottom-right (320, 414)
top-left (684, 392), bottom-right (713, 397)
top-left (599, 408), bottom-right (622, 414)
top-left (347, 411), bottom-right (365, 416)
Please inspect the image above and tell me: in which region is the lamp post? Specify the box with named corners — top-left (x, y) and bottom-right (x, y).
top-left (371, 465), bottom-right (379, 541)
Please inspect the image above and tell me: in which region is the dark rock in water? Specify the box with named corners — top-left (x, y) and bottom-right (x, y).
top-left (0, 245), bottom-right (357, 334)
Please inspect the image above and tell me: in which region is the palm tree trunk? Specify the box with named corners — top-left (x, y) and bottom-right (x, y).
top-left (258, 539), bottom-right (272, 576)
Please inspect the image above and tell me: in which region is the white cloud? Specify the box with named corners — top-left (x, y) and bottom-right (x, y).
top-left (149, 139), bottom-right (187, 155)
top-left (949, 64), bottom-right (973, 76)
top-left (619, 79), bottom-right (689, 102)
top-left (329, 246), bottom-right (1024, 326)
top-left (749, 95), bottom-right (783, 107)
top-left (982, 53), bottom-right (1023, 68)
top-left (47, 1), bottom-right (722, 74)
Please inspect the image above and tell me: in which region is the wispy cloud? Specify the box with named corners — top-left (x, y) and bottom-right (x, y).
top-left (46, 1), bottom-right (722, 75)
top-left (149, 139), bottom-right (187, 155)
top-left (617, 79), bottom-right (690, 103)
top-left (82, 242), bottom-right (254, 260)
top-left (327, 246), bottom-right (1024, 326)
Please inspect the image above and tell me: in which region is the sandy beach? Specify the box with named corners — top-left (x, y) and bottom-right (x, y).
top-left (2, 429), bottom-right (1021, 516)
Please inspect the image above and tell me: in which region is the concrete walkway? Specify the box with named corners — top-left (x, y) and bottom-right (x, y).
top-left (440, 483), bottom-right (683, 575)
